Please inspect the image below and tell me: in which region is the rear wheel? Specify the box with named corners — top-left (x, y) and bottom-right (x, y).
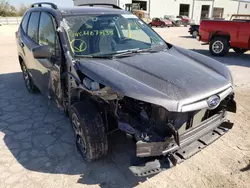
top-left (69, 101), bottom-right (108, 162)
top-left (209, 37), bottom-right (230, 56)
top-left (21, 62), bottom-right (39, 93)
top-left (233, 47), bottom-right (248, 54)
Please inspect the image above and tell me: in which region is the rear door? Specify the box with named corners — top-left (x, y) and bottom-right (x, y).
top-left (23, 11), bottom-right (41, 85)
top-left (17, 12), bottom-right (31, 63)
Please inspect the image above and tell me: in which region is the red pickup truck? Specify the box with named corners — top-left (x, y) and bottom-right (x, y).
top-left (198, 14), bottom-right (250, 56)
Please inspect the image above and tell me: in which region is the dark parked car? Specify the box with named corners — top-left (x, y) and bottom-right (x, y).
top-left (16, 2), bottom-right (236, 176)
top-left (188, 24), bottom-right (200, 38)
top-left (149, 17), bottom-right (172, 27)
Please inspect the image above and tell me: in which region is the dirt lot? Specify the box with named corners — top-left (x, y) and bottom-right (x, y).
top-left (0, 25), bottom-right (250, 188)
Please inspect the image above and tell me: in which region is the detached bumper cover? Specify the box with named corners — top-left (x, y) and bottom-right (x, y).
top-left (130, 113), bottom-right (234, 176)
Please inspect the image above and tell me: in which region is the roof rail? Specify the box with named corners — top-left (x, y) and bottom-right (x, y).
top-left (31, 2), bottom-right (58, 9)
top-left (78, 3), bottom-right (122, 10)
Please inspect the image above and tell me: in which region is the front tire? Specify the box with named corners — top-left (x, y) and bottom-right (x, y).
top-left (69, 101), bottom-right (108, 162)
top-left (233, 47), bottom-right (248, 54)
top-left (209, 37), bottom-right (230, 56)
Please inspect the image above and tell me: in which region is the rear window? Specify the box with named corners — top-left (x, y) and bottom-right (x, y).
top-left (21, 12), bottom-right (30, 33)
top-left (27, 12), bottom-right (40, 43)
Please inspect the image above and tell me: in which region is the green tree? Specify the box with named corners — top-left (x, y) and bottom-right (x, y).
top-left (0, 0), bottom-right (29, 17)
top-left (17, 3), bottom-right (29, 16)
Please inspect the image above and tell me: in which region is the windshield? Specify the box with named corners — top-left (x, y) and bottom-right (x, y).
top-left (64, 14), bottom-right (166, 56)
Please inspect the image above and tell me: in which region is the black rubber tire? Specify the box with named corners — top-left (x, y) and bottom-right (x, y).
top-left (161, 24), bottom-right (165, 28)
top-left (69, 101), bottom-right (108, 162)
top-left (233, 47), bottom-right (248, 54)
top-left (209, 37), bottom-right (230, 56)
top-left (20, 61), bottom-right (39, 93)
top-left (148, 23), bottom-right (152, 27)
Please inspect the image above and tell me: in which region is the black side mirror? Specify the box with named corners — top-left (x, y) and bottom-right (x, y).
top-left (32, 45), bottom-right (53, 59)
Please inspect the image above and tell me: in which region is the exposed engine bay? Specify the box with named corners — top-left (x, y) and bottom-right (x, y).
top-left (76, 71), bottom-right (236, 176)
top-left (81, 76), bottom-right (236, 151)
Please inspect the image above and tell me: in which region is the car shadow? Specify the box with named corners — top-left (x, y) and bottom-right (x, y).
top-left (179, 36), bottom-right (195, 39)
top-left (0, 72), bottom-right (149, 187)
top-left (191, 49), bottom-right (250, 68)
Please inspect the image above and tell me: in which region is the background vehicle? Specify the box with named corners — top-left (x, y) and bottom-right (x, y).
top-left (132, 9), bottom-right (151, 24)
top-left (149, 17), bottom-right (172, 27)
top-left (199, 14), bottom-right (250, 56)
top-left (188, 24), bottom-right (199, 38)
top-left (230, 14), bottom-right (250, 21)
top-left (177, 15), bottom-right (193, 26)
top-left (164, 15), bottom-right (181, 27)
top-left (16, 2), bottom-right (236, 177)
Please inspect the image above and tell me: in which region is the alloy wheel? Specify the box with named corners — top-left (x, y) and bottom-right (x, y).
top-left (72, 113), bottom-right (87, 155)
top-left (212, 41), bottom-right (224, 54)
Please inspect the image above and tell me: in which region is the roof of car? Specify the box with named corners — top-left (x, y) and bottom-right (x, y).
top-left (59, 6), bottom-right (129, 15)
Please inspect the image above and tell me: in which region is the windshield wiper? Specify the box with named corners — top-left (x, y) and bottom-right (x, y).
top-left (111, 48), bottom-right (159, 57)
top-left (75, 54), bottom-right (113, 59)
top-left (75, 48), bottom-right (161, 59)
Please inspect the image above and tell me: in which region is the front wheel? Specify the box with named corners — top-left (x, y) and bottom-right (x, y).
top-left (233, 47), bottom-right (248, 54)
top-left (148, 23), bottom-right (152, 27)
top-left (69, 101), bottom-right (108, 162)
top-left (209, 37), bottom-right (229, 56)
top-left (161, 24), bottom-right (165, 28)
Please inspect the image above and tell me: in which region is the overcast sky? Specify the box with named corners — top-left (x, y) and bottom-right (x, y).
top-left (9, 0), bottom-right (74, 7)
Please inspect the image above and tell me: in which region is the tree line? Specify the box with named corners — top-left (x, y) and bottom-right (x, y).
top-left (0, 0), bottom-right (29, 17)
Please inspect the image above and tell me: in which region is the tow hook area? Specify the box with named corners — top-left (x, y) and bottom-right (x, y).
top-left (129, 122), bottom-right (233, 176)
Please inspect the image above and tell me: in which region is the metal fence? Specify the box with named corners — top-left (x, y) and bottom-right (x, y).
top-left (0, 17), bottom-right (22, 25)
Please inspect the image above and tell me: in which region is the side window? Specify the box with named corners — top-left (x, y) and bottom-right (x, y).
top-left (39, 12), bottom-right (59, 56)
top-left (27, 12), bottom-right (40, 43)
top-left (21, 12), bottom-right (30, 33)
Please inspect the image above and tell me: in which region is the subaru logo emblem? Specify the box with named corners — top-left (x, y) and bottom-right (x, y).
top-left (207, 95), bottom-right (220, 109)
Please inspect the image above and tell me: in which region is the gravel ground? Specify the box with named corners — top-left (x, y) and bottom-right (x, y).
top-left (0, 25), bottom-right (250, 188)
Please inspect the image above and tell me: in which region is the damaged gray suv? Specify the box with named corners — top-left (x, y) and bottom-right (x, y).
top-left (16, 3), bottom-right (237, 176)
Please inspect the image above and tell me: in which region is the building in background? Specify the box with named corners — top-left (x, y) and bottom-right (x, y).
top-left (73, 0), bottom-right (250, 23)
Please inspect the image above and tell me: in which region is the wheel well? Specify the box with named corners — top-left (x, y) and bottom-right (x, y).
top-left (210, 32), bottom-right (230, 42)
top-left (69, 89), bottom-right (112, 131)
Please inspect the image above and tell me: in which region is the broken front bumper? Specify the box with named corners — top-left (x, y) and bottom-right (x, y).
top-left (130, 112), bottom-right (234, 176)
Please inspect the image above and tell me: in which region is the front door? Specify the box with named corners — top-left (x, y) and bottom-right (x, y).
top-left (35, 12), bottom-right (62, 105)
top-left (24, 11), bottom-right (62, 106)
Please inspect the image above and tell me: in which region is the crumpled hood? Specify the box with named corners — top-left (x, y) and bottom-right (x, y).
top-left (77, 46), bottom-right (232, 111)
